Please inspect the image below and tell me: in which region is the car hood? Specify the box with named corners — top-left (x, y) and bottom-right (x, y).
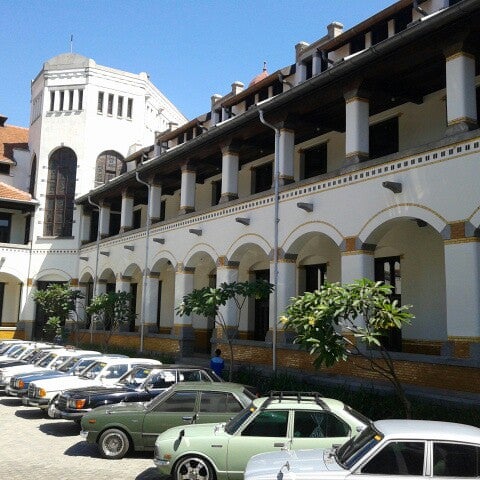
top-left (156, 422), bottom-right (226, 444)
top-left (62, 384), bottom-right (131, 398)
top-left (33, 375), bottom-right (102, 391)
top-left (244, 448), bottom-right (345, 480)
top-left (16, 371), bottom-right (66, 382)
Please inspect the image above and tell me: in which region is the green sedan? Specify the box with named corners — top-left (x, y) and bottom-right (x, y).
top-left (79, 381), bottom-right (255, 459)
top-left (153, 392), bottom-right (369, 480)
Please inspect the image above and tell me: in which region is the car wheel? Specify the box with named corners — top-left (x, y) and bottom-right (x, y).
top-left (47, 396), bottom-right (59, 419)
top-left (174, 456), bottom-right (215, 480)
top-left (98, 428), bottom-right (130, 459)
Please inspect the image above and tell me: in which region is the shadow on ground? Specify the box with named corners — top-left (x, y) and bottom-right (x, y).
top-left (14, 407), bottom-right (45, 419)
top-left (39, 420), bottom-right (80, 437)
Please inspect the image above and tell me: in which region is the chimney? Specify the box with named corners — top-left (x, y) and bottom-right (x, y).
top-left (327, 22), bottom-right (344, 39)
top-left (231, 81), bottom-right (244, 96)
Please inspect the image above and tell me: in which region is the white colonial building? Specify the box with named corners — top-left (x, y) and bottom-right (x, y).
top-left (2, 0), bottom-right (480, 394)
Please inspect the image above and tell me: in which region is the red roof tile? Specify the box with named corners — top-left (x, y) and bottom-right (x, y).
top-left (0, 116), bottom-right (29, 163)
top-left (0, 182), bottom-right (32, 202)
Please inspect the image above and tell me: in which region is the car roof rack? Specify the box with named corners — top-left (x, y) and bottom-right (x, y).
top-left (262, 391), bottom-right (330, 411)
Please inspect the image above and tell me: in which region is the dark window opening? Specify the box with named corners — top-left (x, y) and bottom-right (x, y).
top-left (0, 213), bottom-right (11, 243)
top-left (78, 90), bottom-right (83, 110)
top-left (258, 87), bottom-right (269, 102)
top-left (117, 96), bottom-right (123, 117)
top-left (350, 34), bottom-right (366, 54)
top-left (394, 7), bottom-right (413, 33)
top-left (107, 94), bottom-right (114, 115)
top-left (129, 283), bottom-right (137, 332)
top-left (89, 210), bottom-right (99, 243)
top-left (29, 156), bottom-right (37, 196)
top-left (369, 117), bottom-right (399, 160)
top-left (254, 269), bottom-right (270, 341)
top-left (68, 90), bottom-right (74, 110)
top-left (49, 91), bottom-right (55, 111)
top-left (156, 280), bottom-right (163, 333)
top-left (375, 255), bottom-right (402, 351)
top-left (371, 21), bottom-right (388, 45)
top-left (272, 80), bottom-right (283, 96)
top-left (245, 94), bottom-right (255, 110)
top-left (253, 162), bottom-right (273, 194)
top-left (302, 143), bottom-right (327, 179)
top-left (305, 59), bottom-right (313, 80)
top-left (98, 92), bottom-right (104, 112)
top-left (108, 212), bottom-right (121, 237)
top-left (59, 91), bottom-right (65, 111)
top-left (23, 214), bottom-right (31, 245)
top-left (0, 282), bottom-right (5, 325)
top-left (160, 200), bottom-right (166, 222)
top-left (0, 163), bottom-right (11, 175)
top-left (212, 179), bottom-right (222, 206)
top-left (133, 209), bottom-right (142, 229)
top-left (304, 264), bottom-right (327, 293)
top-left (127, 98), bottom-right (133, 119)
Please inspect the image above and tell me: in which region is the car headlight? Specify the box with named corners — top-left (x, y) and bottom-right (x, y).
top-left (67, 398), bottom-right (86, 409)
top-left (18, 379), bottom-right (25, 389)
top-left (38, 388), bottom-right (47, 398)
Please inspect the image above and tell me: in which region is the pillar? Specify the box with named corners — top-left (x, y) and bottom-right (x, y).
top-left (312, 51), bottom-right (323, 76)
top-left (444, 222), bottom-right (480, 358)
top-left (148, 182), bottom-right (162, 223)
top-left (80, 206), bottom-right (91, 244)
top-left (173, 263), bottom-right (195, 355)
top-left (268, 254), bottom-right (297, 343)
top-left (344, 88), bottom-right (370, 166)
top-left (220, 146), bottom-right (239, 203)
top-left (216, 257), bottom-right (240, 338)
top-left (278, 127), bottom-right (295, 185)
top-left (445, 47), bottom-right (477, 135)
top-left (120, 189), bottom-right (134, 232)
top-left (341, 237), bottom-right (375, 284)
top-left (98, 201), bottom-right (110, 239)
top-left (179, 165), bottom-right (196, 215)
top-left (144, 272), bottom-right (160, 333)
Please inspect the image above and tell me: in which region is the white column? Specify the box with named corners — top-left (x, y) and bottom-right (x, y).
top-left (220, 146), bottom-right (239, 203)
top-left (95, 280), bottom-right (107, 296)
top-left (341, 239), bottom-right (375, 284)
top-left (115, 274), bottom-right (130, 294)
top-left (120, 190), bottom-right (134, 232)
top-left (149, 183), bottom-right (162, 223)
top-left (80, 207), bottom-right (91, 243)
top-left (173, 264), bottom-right (194, 327)
top-left (295, 62), bottom-right (307, 85)
top-left (98, 202), bottom-right (110, 238)
top-left (144, 272), bottom-right (160, 332)
top-left (444, 240), bottom-right (480, 339)
top-left (279, 128), bottom-right (295, 185)
top-left (445, 50), bottom-right (477, 134)
top-left (274, 257), bottom-right (297, 321)
top-left (344, 90), bottom-right (369, 165)
top-left (73, 90), bottom-right (79, 111)
top-left (216, 259), bottom-right (239, 333)
top-left (179, 165), bottom-right (196, 214)
top-left (312, 51), bottom-right (322, 76)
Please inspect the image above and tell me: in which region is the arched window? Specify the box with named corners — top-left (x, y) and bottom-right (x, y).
top-left (43, 147), bottom-right (77, 237)
top-left (95, 150), bottom-right (125, 186)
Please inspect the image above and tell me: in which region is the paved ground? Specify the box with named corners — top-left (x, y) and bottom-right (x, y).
top-left (0, 396), bottom-right (161, 480)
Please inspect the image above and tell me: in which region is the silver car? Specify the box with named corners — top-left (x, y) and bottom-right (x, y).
top-left (245, 419), bottom-right (480, 480)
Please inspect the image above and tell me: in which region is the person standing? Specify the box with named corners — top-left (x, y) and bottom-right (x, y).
top-left (210, 348), bottom-right (225, 377)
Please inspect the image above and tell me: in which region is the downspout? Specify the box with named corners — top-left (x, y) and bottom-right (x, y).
top-left (258, 110), bottom-right (279, 373)
top-left (87, 195), bottom-right (101, 344)
top-left (135, 160), bottom-right (151, 353)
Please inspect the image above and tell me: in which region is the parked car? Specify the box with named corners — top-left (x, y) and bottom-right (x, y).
top-left (0, 347), bottom-right (80, 391)
top-left (52, 365), bottom-right (223, 421)
top-left (5, 351), bottom-right (101, 397)
top-left (243, 419), bottom-right (480, 480)
top-left (24, 357), bottom-right (161, 411)
top-left (80, 381), bottom-right (255, 459)
top-left (0, 342), bottom-right (55, 368)
top-left (153, 391), bottom-right (369, 480)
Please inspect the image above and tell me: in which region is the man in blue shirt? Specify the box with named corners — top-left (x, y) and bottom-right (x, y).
top-left (210, 348), bottom-right (224, 377)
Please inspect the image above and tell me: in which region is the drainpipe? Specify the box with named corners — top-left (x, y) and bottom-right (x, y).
top-left (258, 110), bottom-right (279, 373)
top-left (135, 162), bottom-right (151, 353)
top-left (87, 195), bottom-right (101, 344)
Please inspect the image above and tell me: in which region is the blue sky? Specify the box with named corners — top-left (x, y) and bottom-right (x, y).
top-left (2, 0), bottom-right (394, 128)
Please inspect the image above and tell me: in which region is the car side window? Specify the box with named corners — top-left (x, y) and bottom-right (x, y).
top-left (180, 370), bottom-right (202, 382)
top-left (153, 391), bottom-right (197, 412)
top-left (293, 411), bottom-right (350, 438)
top-left (433, 442), bottom-right (480, 477)
top-left (104, 364), bottom-right (128, 378)
top-left (149, 371), bottom-right (176, 389)
top-left (362, 441), bottom-right (425, 475)
top-left (199, 392), bottom-right (243, 413)
top-left (241, 410), bottom-right (289, 437)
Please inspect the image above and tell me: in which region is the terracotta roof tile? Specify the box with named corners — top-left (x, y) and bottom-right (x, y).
top-left (0, 182), bottom-right (32, 202)
top-left (0, 118), bottom-right (29, 163)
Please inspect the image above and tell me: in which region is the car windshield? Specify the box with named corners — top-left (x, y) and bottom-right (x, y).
top-left (10, 345), bottom-right (28, 358)
top-left (72, 358), bottom-right (98, 375)
top-left (224, 404), bottom-right (256, 434)
top-left (336, 424), bottom-right (383, 469)
top-left (118, 367), bottom-right (154, 387)
top-left (36, 352), bottom-right (58, 367)
top-left (80, 361), bottom-right (107, 379)
top-left (57, 356), bottom-right (80, 372)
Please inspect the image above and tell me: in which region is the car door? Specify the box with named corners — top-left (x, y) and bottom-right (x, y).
top-left (290, 410), bottom-right (352, 450)
top-left (226, 409), bottom-right (290, 480)
top-left (355, 440), bottom-right (426, 480)
top-left (141, 390), bottom-right (198, 449)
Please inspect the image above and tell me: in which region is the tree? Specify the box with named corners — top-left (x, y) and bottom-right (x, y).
top-left (85, 291), bottom-right (135, 351)
top-left (177, 279), bottom-right (274, 381)
top-left (281, 279), bottom-right (414, 417)
top-left (32, 283), bottom-right (83, 343)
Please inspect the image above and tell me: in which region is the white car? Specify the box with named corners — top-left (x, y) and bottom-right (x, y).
top-left (244, 419), bottom-right (480, 480)
top-left (24, 357), bottom-right (161, 411)
top-left (0, 346), bottom-right (75, 390)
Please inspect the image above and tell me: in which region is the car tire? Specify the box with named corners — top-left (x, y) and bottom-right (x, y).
top-left (47, 396), bottom-right (59, 418)
top-left (174, 455), bottom-right (216, 480)
top-left (98, 428), bottom-right (130, 459)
